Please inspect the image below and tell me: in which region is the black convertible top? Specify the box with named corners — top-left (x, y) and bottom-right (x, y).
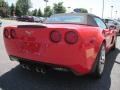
top-left (45, 13), bottom-right (100, 27)
top-left (51, 13), bottom-right (97, 17)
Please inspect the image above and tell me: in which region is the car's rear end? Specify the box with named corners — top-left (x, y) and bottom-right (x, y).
top-left (3, 23), bottom-right (100, 75)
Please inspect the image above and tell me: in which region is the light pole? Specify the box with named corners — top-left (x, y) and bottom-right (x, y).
top-left (111, 5), bottom-right (113, 18)
top-left (102, 0), bottom-right (104, 18)
top-left (90, 8), bottom-right (93, 13)
top-left (115, 10), bottom-right (118, 19)
top-left (67, 7), bottom-right (71, 13)
top-left (44, 0), bottom-right (48, 17)
top-left (44, 0), bottom-right (48, 7)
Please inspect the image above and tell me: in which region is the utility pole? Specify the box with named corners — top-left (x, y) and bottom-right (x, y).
top-left (44, 0), bottom-right (48, 7)
top-left (115, 10), bottom-right (118, 19)
top-left (44, 0), bottom-right (48, 17)
top-left (90, 8), bottom-right (93, 13)
top-left (111, 5), bottom-right (113, 19)
top-left (102, 0), bottom-right (104, 18)
top-left (67, 7), bottom-right (71, 13)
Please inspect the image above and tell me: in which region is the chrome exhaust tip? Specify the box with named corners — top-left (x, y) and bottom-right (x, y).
top-left (26, 65), bottom-right (30, 70)
top-left (35, 67), bottom-right (46, 74)
top-left (41, 68), bottom-right (46, 74)
top-left (35, 67), bottom-right (41, 73)
top-left (21, 64), bottom-right (26, 69)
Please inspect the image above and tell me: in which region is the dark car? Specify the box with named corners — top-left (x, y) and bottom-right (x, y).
top-left (16, 16), bottom-right (34, 22)
top-left (104, 19), bottom-right (120, 35)
top-left (17, 16), bottom-right (43, 23)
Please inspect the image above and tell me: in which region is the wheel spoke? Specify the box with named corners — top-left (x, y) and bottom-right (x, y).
top-left (99, 46), bottom-right (106, 74)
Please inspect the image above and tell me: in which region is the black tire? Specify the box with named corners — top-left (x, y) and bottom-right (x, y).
top-left (112, 43), bottom-right (116, 50)
top-left (111, 40), bottom-right (116, 50)
top-left (93, 44), bottom-right (106, 79)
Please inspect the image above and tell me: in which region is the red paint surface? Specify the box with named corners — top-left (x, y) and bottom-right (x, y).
top-left (3, 24), bottom-right (117, 75)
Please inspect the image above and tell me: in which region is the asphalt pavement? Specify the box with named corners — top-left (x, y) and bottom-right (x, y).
top-left (0, 19), bottom-right (120, 90)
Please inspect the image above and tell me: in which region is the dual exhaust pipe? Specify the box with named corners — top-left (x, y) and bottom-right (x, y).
top-left (21, 64), bottom-right (46, 74)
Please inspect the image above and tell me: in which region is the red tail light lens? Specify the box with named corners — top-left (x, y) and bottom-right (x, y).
top-left (4, 29), bottom-right (16, 39)
top-left (4, 29), bottom-right (9, 38)
top-left (10, 29), bottom-right (16, 38)
top-left (65, 31), bottom-right (78, 44)
top-left (50, 30), bottom-right (61, 43)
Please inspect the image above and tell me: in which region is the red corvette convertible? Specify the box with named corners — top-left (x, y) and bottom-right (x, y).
top-left (3, 13), bottom-right (117, 79)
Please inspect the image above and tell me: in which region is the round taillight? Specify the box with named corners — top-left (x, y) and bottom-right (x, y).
top-left (4, 29), bottom-right (9, 38)
top-left (50, 30), bottom-right (61, 43)
top-left (65, 31), bottom-right (78, 44)
top-left (10, 29), bottom-right (16, 38)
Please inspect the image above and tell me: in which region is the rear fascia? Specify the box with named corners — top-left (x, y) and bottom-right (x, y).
top-left (3, 26), bottom-right (102, 75)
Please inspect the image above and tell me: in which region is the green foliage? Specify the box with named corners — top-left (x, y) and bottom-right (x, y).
top-left (44, 6), bottom-right (52, 17)
top-left (0, 0), bottom-right (9, 17)
top-left (37, 8), bottom-right (42, 17)
top-left (15, 0), bottom-right (32, 16)
top-left (32, 9), bottom-right (37, 16)
top-left (53, 2), bottom-right (66, 14)
top-left (0, 0), bottom-right (67, 17)
top-left (10, 3), bottom-right (15, 16)
top-left (15, 4), bottom-right (22, 16)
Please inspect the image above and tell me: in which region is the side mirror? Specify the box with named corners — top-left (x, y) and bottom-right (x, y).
top-left (109, 25), bottom-right (116, 30)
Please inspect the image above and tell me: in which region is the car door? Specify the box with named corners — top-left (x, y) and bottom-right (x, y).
top-left (94, 17), bottom-right (112, 49)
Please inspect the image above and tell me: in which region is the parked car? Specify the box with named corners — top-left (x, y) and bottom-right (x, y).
top-left (104, 19), bottom-right (120, 35)
top-left (17, 16), bottom-right (44, 23)
top-left (38, 17), bottom-right (45, 23)
top-left (16, 16), bottom-right (34, 22)
top-left (3, 13), bottom-right (117, 79)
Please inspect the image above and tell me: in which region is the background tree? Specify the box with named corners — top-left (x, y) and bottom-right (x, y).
top-left (10, 3), bottom-right (15, 16)
top-left (15, 0), bottom-right (32, 16)
top-left (0, 0), bottom-right (9, 17)
top-left (32, 9), bottom-right (37, 16)
top-left (15, 4), bottom-right (22, 16)
top-left (53, 2), bottom-right (66, 14)
top-left (37, 8), bottom-right (42, 17)
top-left (27, 10), bottom-right (32, 16)
top-left (44, 6), bottom-right (52, 17)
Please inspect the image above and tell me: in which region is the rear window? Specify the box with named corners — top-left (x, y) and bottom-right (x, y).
top-left (45, 15), bottom-right (85, 24)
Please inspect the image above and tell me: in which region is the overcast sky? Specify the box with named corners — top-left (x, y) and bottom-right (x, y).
top-left (5, 0), bottom-right (120, 18)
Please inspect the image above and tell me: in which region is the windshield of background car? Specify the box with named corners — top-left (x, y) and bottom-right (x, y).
top-left (45, 15), bottom-right (85, 24)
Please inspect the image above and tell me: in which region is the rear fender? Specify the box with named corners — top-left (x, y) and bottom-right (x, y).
top-left (91, 39), bottom-right (106, 73)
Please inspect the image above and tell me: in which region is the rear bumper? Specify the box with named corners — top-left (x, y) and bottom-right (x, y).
top-left (6, 43), bottom-right (97, 75)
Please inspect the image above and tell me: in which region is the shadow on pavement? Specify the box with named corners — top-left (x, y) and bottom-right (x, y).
top-left (0, 48), bottom-right (120, 90)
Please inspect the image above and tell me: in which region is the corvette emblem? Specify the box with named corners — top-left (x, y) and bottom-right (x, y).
top-left (25, 31), bottom-right (32, 36)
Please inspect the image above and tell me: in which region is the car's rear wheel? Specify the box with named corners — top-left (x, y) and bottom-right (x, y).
top-left (93, 44), bottom-right (106, 79)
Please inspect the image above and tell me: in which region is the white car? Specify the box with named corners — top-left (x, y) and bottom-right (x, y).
top-left (32, 16), bottom-right (40, 22)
